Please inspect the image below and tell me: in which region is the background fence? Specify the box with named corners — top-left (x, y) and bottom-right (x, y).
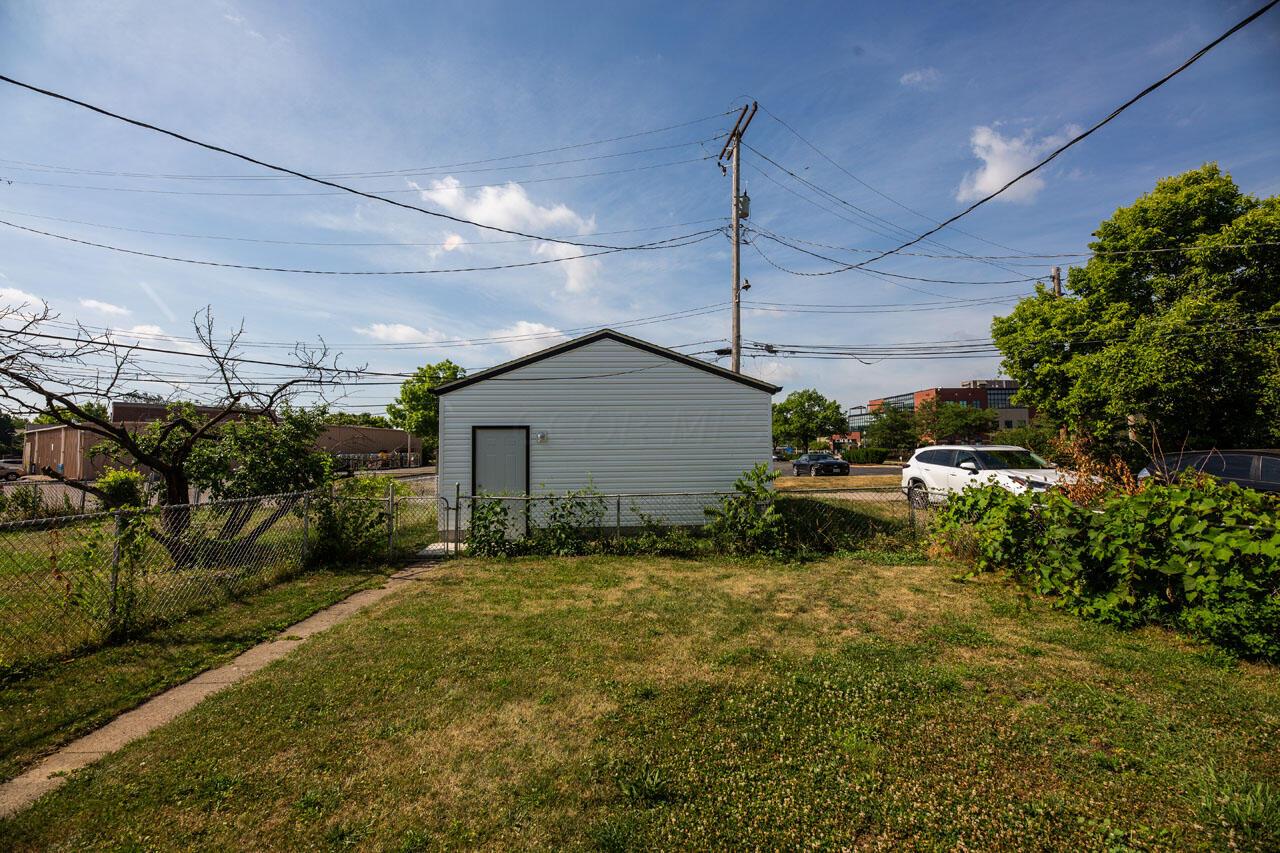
top-left (0, 488), bottom-right (441, 672)
top-left (436, 485), bottom-right (932, 554)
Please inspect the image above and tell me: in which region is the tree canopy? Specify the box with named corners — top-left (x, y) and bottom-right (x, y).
top-left (322, 410), bottom-right (393, 429)
top-left (991, 164), bottom-right (1280, 450)
top-left (914, 399), bottom-right (997, 444)
top-left (863, 405), bottom-right (919, 450)
top-left (772, 389), bottom-right (847, 450)
top-left (387, 360), bottom-right (465, 454)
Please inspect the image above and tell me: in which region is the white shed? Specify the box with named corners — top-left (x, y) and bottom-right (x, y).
top-left (434, 329), bottom-right (781, 528)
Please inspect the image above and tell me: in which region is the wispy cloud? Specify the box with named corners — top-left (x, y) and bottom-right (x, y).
top-left (353, 323), bottom-right (447, 344)
top-left (415, 177), bottom-right (599, 293)
top-left (79, 298), bottom-right (130, 316)
top-left (490, 321), bottom-right (566, 357)
top-left (0, 287), bottom-right (43, 309)
top-left (899, 67), bottom-right (941, 89)
top-left (955, 124), bottom-right (1081, 204)
top-left (137, 281), bottom-right (178, 323)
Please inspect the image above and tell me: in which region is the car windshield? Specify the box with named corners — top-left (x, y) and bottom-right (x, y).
top-left (809, 453), bottom-right (833, 460)
top-left (974, 449), bottom-right (1050, 470)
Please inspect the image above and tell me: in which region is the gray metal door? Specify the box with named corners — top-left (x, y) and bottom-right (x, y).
top-left (473, 427), bottom-right (529, 495)
top-left (473, 427), bottom-right (529, 537)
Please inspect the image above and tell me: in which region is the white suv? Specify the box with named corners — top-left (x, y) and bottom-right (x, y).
top-left (901, 444), bottom-right (1061, 507)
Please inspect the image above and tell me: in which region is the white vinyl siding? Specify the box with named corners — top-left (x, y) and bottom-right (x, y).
top-left (438, 337), bottom-right (773, 528)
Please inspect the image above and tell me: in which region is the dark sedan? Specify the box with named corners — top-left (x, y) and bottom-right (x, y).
top-left (1139, 449), bottom-right (1280, 493)
top-left (792, 452), bottom-right (850, 477)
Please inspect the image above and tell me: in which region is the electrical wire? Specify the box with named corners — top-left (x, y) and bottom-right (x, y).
top-left (0, 218), bottom-right (724, 275)
top-left (0, 206), bottom-right (727, 248)
top-left (0, 73), bottom-right (727, 251)
top-left (747, 227), bottom-right (1041, 284)
top-left (0, 154), bottom-right (715, 197)
top-left (833, 0), bottom-right (1280, 271)
top-left (0, 133), bottom-right (727, 182)
top-left (753, 101), bottom-right (1031, 256)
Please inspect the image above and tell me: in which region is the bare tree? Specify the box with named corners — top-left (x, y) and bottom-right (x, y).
top-left (0, 301), bottom-right (362, 560)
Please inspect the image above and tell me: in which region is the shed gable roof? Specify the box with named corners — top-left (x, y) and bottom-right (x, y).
top-left (432, 329), bottom-right (782, 395)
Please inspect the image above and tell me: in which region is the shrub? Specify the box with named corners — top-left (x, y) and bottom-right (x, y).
top-left (467, 496), bottom-right (521, 558)
top-left (530, 487), bottom-right (608, 556)
top-left (933, 478), bottom-right (1280, 660)
top-left (840, 447), bottom-right (890, 464)
top-left (96, 468), bottom-right (148, 508)
top-left (308, 495), bottom-right (387, 568)
top-left (335, 475), bottom-right (410, 500)
top-left (705, 463), bottom-right (782, 556)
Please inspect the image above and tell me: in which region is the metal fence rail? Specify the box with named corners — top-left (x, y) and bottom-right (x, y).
top-left (435, 485), bottom-right (933, 554)
top-left (0, 488), bottom-right (441, 672)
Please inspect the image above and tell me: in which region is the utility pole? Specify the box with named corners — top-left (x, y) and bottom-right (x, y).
top-left (718, 101), bottom-right (757, 373)
top-left (1051, 265), bottom-right (1062, 297)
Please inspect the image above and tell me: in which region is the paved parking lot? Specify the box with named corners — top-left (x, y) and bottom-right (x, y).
top-left (769, 459), bottom-right (903, 477)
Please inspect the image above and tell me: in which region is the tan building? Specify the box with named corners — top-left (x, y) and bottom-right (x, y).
top-left (22, 408), bottom-right (421, 480)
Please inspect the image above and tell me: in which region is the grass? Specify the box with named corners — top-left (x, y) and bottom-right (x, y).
top-left (774, 473), bottom-right (902, 490)
top-left (0, 564), bottom-right (387, 783)
top-left (2, 554), bottom-right (1277, 850)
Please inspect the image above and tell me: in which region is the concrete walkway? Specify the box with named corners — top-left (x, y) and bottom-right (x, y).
top-left (0, 563), bottom-right (436, 819)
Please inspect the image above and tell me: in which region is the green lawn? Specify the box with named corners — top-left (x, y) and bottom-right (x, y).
top-left (0, 564), bottom-right (387, 783)
top-left (2, 553), bottom-right (1277, 850)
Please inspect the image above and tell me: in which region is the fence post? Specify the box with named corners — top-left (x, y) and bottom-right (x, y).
top-left (454, 482), bottom-right (461, 555)
top-left (615, 495), bottom-right (621, 538)
top-left (109, 510), bottom-right (122, 635)
top-left (301, 492), bottom-right (311, 563)
top-left (387, 481), bottom-right (396, 559)
top-left (908, 493), bottom-right (917, 541)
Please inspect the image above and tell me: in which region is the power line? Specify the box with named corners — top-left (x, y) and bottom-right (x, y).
top-left (753, 101), bottom-right (1030, 256)
top-left (747, 227), bottom-right (1041, 284)
top-left (1, 154), bottom-right (715, 197)
top-left (0, 206), bottom-right (726, 248)
top-left (0, 217), bottom-right (724, 275)
top-left (0, 73), bottom-right (726, 251)
top-left (0, 132), bottom-right (727, 182)
top-left (837, 0), bottom-right (1280, 271)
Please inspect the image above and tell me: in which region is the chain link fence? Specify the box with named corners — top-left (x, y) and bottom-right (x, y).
top-left (435, 485), bottom-right (933, 554)
top-left (0, 488), bottom-right (441, 672)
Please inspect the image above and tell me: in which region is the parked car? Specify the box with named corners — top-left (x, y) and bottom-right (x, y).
top-left (901, 444), bottom-right (1061, 507)
top-left (1138, 449), bottom-right (1280, 494)
top-left (0, 459), bottom-right (23, 481)
top-left (792, 452), bottom-right (850, 477)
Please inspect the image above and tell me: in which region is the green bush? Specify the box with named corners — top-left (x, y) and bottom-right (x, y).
top-left (334, 475), bottom-right (410, 500)
top-left (308, 495), bottom-right (387, 568)
top-left (840, 447), bottom-right (890, 464)
top-left (934, 478), bottom-right (1280, 660)
top-left (96, 468), bottom-right (148, 508)
top-left (467, 496), bottom-right (520, 558)
top-left (704, 464), bottom-right (782, 556)
top-left (530, 487), bottom-right (608, 556)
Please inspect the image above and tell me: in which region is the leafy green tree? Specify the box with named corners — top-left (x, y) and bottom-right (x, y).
top-left (914, 399), bottom-right (997, 444)
top-left (0, 412), bottom-right (24, 456)
top-left (322, 410), bottom-right (393, 429)
top-left (863, 406), bottom-right (919, 451)
top-left (992, 164), bottom-right (1280, 450)
top-left (33, 402), bottom-right (108, 424)
top-left (387, 360), bottom-right (465, 455)
top-left (992, 417), bottom-right (1060, 457)
top-left (771, 389), bottom-right (847, 451)
top-left (187, 407), bottom-right (332, 501)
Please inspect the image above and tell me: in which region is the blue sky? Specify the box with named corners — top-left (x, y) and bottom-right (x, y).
top-left (1, 0), bottom-right (1277, 415)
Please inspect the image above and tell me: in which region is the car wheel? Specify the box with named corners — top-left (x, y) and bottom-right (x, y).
top-left (3, 472), bottom-right (17, 481)
top-left (810, 467), bottom-right (819, 477)
top-left (907, 482), bottom-right (929, 509)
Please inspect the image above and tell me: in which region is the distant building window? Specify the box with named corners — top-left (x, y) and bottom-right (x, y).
top-left (1004, 420), bottom-right (1013, 429)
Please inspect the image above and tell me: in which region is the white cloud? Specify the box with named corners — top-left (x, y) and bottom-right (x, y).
top-left (441, 233), bottom-right (465, 252)
top-left (353, 323), bottom-right (446, 344)
top-left (490, 321), bottom-right (567, 357)
top-left (955, 124), bottom-right (1081, 204)
top-left (79, 298), bottom-right (130, 316)
top-left (899, 67), bottom-right (941, 89)
top-left (0, 287), bottom-right (43, 309)
top-left (415, 177), bottom-right (598, 292)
